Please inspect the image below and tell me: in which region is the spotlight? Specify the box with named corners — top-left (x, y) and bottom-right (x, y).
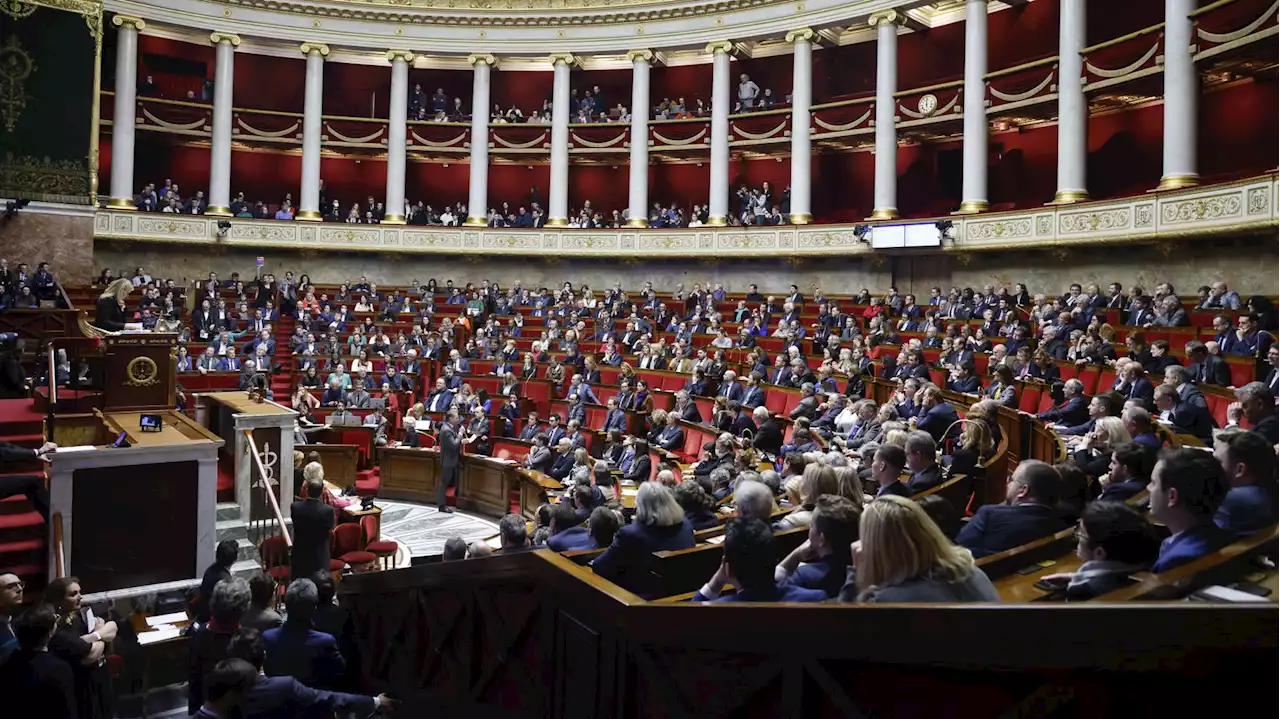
top-left (853, 224), bottom-right (871, 243)
top-left (215, 219), bottom-right (231, 238)
top-left (3, 199), bottom-right (30, 220)
top-left (935, 219), bottom-right (954, 241)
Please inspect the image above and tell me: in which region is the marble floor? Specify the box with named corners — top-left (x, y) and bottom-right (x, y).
top-left (375, 499), bottom-right (501, 560)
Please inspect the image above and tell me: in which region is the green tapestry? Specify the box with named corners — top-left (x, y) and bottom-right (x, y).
top-left (0, 0), bottom-right (100, 204)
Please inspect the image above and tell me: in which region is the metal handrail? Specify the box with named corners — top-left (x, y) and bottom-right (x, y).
top-left (52, 512), bottom-right (66, 579)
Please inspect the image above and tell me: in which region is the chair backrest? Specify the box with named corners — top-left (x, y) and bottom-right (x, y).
top-left (360, 514), bottom-right (378, 545)
top-left (332, 522), bottom-right (364, 555)
top-left (1018, 386), bottom-right (1041, 413)
top-left (260, 534), bottom-right (289, 566)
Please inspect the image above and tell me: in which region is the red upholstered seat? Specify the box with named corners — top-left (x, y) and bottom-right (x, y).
top-left (1018, 386), bottom-right (1041, 413)
top-left (265, 566), bottom-right (291, 582)
top-left (1228, 361), bottom-right (1255, 387)
top-left (340, 550), bottom-right (376, 565)
top-left (329, 559), bottom-right (347, 572)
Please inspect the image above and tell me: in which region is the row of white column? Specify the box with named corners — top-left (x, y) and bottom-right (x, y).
top-left (106, 3), bottom-right (1203, 222)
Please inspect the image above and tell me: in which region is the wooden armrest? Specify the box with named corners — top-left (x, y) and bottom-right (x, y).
top-left (650, 590), bottom-right (700, 604)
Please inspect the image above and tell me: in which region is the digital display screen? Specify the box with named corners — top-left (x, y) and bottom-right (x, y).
top-left (139, 414), bottom-right (163, 432)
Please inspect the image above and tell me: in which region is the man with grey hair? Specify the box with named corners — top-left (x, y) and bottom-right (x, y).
top-left (904, 431), bottom-right (942, 494)
top-left (442, 536), bottom-right (468, 561)
top-left (1228, 381), bottom-right (1278, 444)
top-left (262, 578), bottom-right (345, 688)
top-left (188, 576), bottom-right (252, 713)
top-left (1034, 378), bottom-right (1089, 426)
top-left (499, 513), bottom-right (531, 552)
top-left (289, 472), bottom-right (334, 584)
top-left (1122, 405), bottom-right (1162, 451)
top-left (1185, 341), bottom-right (1231, 386)
top-left (758, 469), bottom-right (783, 496)
top-left (790, 382), bottom-right (818, 420)
top-left (733, 479), bottom-right (775, 521)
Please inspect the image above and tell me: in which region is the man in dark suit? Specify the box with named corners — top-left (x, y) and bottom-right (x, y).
top-left (657, 412), bottom-right (687, 453)
top-left (1154, 384), bottom-right (1216, 442)
top-left (693, 518), bottom-right (827, 603)
top-left (226, 629), bottom-right (392, 717)
top-left (518, 412), bottom-right (543, 441)
top-left (1034, 379), bottom-right (1089, 426)
top-left (871, 444), bottom-right (912, 498)
top-left (1185, 342), bottom-right (1232, 387)
top-left (904, 431), bottom-right (944, 495)
top-left (729, 401), bottom-right (757, 437)
top-left (263, 579), bottom-right (346, 689)
top-left (309, 572), bottom-right (358, 690)
top-left (189, 577), bottom-right (252, 713)
top-left (545, 502), bottom-right (595, 551)
top-left (438, 411), bottom-right (469, 513)
top-left (195, 540), bottom-right (240, 624)
top-left (549, 438), bottom-right (576, 480)
top-left (1114, 361), bottom-right (1154, 408)
top-left (789, 383), bottom-right (819, 421)
top-left (424, 378), bottom-right (456, 413)
top-left (1149, 449), bottom-right (1232, 573)
top-left (1097, 442), bottom-right (1153, 502)
top-left (1230, 381), bottom-right (1278, 445)
top-left (0, 439), bottom-right (54, 520)
top-left (750, 406), bottom-right (784, 457)
top-left (717, 370), bottom-right (744, 402)
top-left (741, 373), bottom-right (766, 408)
top-left (947, 363), bottom-right (982, 394)
top-left (601, 398), bottom-right (628, 433)
top-left (289, 473), bottom-right (335, 582)
top-left (957, 460), bottom-right (1068, 558)
top-left (914, 386), bottom-right (961, 445)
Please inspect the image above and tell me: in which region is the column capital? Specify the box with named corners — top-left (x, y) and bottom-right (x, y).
top-left (209, 32), bottom-right (241, 48)
top-left (386, 49), bottom-right (415, 64)
top-left (112, 14), bottom-right (146, 30)
top-left (705, 40), bottom-right (734, 55)
top-left (299, 42), bottom-right (330, 57)
top-left (626, 49), bottom-right (654, 64)
top-left (868, 10), bottom-right (907, 28)
top-left (785, 28), bottom-right (816, 45)
top-left (467, 53), bottom-right (497, 67)
top-left (548, 52), bottom-right (577, 67)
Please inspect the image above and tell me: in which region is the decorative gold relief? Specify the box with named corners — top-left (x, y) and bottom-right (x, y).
top-left (124, 356), bottom-right (160, 387)
top-left (0, 0), bottom-right (37, 20)
top-left (0, 152), bottom-right (91, 203)
top-left (0, 35), bottom-right (35, 133)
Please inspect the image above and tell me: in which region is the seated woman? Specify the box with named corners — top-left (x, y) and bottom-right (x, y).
top-left (948, 419), bottom-right (993, 480)
top-left (1071, 416), bottom-right (1132, 481)
top-left (774, 464), bottom-right (839, 531)
top-left (837, 495), bottom-right (1000, 602)
top-left (1039, 500), bottom-right (1159, 600)
top-left (591, 482), bottom-right (695, 597)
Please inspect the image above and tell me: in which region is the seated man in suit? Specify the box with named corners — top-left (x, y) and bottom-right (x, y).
top-left (750, 406), bottom-right (784, 457)
top-left (657, 411), bottom-right (687, 452)
top-left (548, 438), bottom-right (576, 481)
top-left (525, 433), bottom-right (555, 474)
top-left (694, 518), bottom-right (827, 603)
top-left (773, 495), bottom-right (860, 598)
top-left (1034, 379), bottom-right (1089, 427)
top-left (1121, 406), bottom-right (1163, 451)
top-left (499, 513), bottom-right (532, 552)
top-left (224, 630), bottom-right (393, 717)
top-left (1153, 384), bottom-right (1215, 442)
top-left (1228, 380), bottom-right (1278, 445)
top-left (957, 459), bottom-right (1068, 558)
top-left (1113, 361), bottom-right (1154, 409)
top-left (1054, 394), bottom-right (1114, 437)
top-left (871, 444), bottom-right (912, 498)
top-left (518, 411), bottom-right (543, 441)
top-left (1184, 341), bottom-right (1232, 387)
top-left (600, 397), bottom-right (628, 433)
top-left (789, 383), bottom-right (819, 421)
top-left (914, 385), bottom-right (962, 446)
top-left (344, 378), bottom-right (372, 409)
top-left (947, 362), bottom-right (982, 395)
top-left (262, 579), bottom-right (346, 689)
top-left (546, 502), bottom-right (591, 551)
top-left (904, 431), bottom-right (944, 495)
top-left (621, 438), bottom-right (652, 483)
top-left (1097, 442), bottom-right (1154, 502)
top-left (1148, 448), bottom-right (1232, 573)
top-left (1212, 430), bottom-right (1278, 538)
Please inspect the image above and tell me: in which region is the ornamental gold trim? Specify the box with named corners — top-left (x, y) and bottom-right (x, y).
top-left (111, 14), bottom-right (145, 30)
top-left (0, 35), bottom-right (35, 133)
top-left (705, 40), bottom-right (734, 55)
top-left (299, 42), bottom-right (330, 57)
top-left (125, 356), bottom-right (160, 387)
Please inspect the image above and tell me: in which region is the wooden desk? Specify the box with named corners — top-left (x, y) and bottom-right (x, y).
top-left (298, 443), bottom-right (360, 489)
top-left (379, 447), bottom-right (518, 518)
top-left (129, 610), bottom-right (192, 719)
top-left (992, 554), bottom-right (1083, 602)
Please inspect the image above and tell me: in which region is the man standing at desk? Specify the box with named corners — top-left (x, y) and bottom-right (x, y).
top-left (438, 411), bottom-right (472, 514)
top-left (290, 467), bottom-right (335, 581)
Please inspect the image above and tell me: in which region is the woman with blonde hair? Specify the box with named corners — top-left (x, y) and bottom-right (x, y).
top-left (949, 419), bottom-right (994, 479)
top-left (776, 463), bottom-right (839, 530)
top-left (1072, 416), bottom-right (1132, 480)
top-left (833, 465), bottom-right (866, 510)
top-left (96, 277), bottom-right (141, 331)
top-left (838, 495), bottom-right (999, 602)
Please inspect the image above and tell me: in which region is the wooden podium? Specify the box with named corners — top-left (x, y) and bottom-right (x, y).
top-left (101, 333), bottom-right (178, 411)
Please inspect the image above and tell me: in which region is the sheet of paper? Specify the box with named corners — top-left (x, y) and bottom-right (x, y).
top-left (137, 628), bottom-right (182, 645)
top-left (52, 446), bottom-right (97, 454)
top-left (146, 612), bottom-right (189, 627)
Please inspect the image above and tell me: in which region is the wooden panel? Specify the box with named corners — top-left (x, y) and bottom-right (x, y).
top-left (297, 444), bottom-right (359, 490)
top-left (51, 413), bottom-right (105, 447)
top-left (459, 460), bottom-right (511, 517)
top-left (380, 447), bottom-right (440, 504)
top-left (72, 461), bottom-right (197, 592)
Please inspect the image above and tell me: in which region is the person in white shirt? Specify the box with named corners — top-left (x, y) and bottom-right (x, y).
top-left (738, 73), bottom-right (760, 109)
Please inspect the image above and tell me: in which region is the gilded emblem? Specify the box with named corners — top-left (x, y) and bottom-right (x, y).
top-left (125, 356), bottom-right (160, 387)
top-left (0, 35), bottom-right (36, 133)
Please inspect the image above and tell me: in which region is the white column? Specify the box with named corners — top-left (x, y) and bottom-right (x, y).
top-left (707, 41), bottom-right (733, 226)
top-left (868, 13), bottom-right (902, 220)
top-left (547, 53), bottom-right (574, 227)
top-left (626, 49), bottom-right (653, 227)
top-left (1053, 0), bottom-right (1089, 203)
top-left (786, 29), bottom-right (814, 224)
top-left (958, 0), bottom-right (989, 214)
top-left (297, 43), bottom-right (329, 221)
top-left (464, 54), bottom-right (495, 226)
top-left (383, 50), bottom-right (413, 224)
top-left (107, 15), bottom-right (145, 209)
top-left (206, 32), bottom-right (239, 217)
top-left (1159, 0), bottom-right (1199, 190)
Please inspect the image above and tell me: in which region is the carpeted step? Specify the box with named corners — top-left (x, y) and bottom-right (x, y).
top-left (0, 398), bottom-right (47, 436)
top-left (0, 538), bottom-right (46, 568)
top-left (3, 433), bottom-right (45, 450)
top-left (355, 468), bottom-right (380, 497)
